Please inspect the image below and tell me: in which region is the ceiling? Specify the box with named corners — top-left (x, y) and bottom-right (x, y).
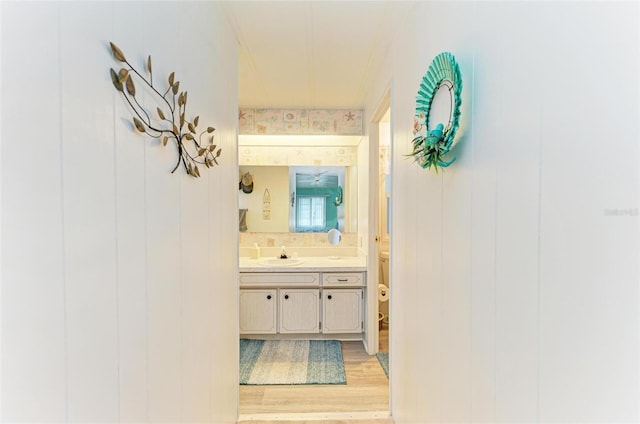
top-left (221, 1), bottom-right (414, 110)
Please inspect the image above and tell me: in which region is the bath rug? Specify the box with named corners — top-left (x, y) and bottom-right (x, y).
top-left (239, 339), bottom-right (346, 385)
top-left (376, 352), bottom-right (389, 378)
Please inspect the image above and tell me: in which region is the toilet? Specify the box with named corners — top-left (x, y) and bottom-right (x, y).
top-left (378, 251), bottom-right (390, 328)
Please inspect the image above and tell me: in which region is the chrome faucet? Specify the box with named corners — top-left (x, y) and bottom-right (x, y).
top-left (279, 246), bottom-right (288, 259)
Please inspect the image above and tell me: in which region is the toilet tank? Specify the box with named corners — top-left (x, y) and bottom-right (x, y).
top-left (379, 251), bottom-right (389, 285)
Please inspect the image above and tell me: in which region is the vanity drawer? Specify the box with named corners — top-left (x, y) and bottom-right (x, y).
top-left (322, 273), bottom-right (364, 287)
top-left (240, 273), bottom-right (320, 287)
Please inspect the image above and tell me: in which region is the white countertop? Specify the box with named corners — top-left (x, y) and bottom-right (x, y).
top-left (239, 256), bottom-right (367, 272)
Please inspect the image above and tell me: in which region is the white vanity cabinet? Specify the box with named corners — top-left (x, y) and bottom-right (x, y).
top-left (322, 273), bottom-right (363, 286)
top-left (322, 288), bottom-right (362, 333)
top-left (321, 273), bottom-right (364, 334)
top-left (239, 289), bottom-right (277, 334)
top-left (239, 269), bottom-right (365, 338)
top-left (239, 273), bottom-right (320, 335)
top-left (279, 289), bottom-right (320, 333)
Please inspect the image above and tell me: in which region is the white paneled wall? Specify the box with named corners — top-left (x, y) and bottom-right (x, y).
top-left (113, 3), bottom-right (149, 422)
top-left (1, 3), bottom-right (67, 422)
top-left (365, 1), bottom-right (639, 423)
top-left (1, 2), bottom-right (239, 423)
top-left (60, 3), bottom-right (120, 420)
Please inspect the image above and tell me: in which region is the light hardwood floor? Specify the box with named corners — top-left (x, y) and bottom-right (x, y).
top-left (239, 329), bottom-right (390, 416)
top-left (241, 420), bottom-right (393, 424)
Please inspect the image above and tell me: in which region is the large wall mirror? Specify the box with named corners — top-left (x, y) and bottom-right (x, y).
top-left (238, 165), bottom-right (357, 233)
top-left (238, 134), bottom-right (362, 235)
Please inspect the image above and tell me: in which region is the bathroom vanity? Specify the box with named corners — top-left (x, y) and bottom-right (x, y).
top-left (239, 256), bottom-right (367, 340)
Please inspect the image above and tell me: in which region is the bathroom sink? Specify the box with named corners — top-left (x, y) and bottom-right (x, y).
top-left (258, 258), bottom-right (303, 267)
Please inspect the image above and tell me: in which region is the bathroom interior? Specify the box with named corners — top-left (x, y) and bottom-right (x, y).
top-left (237, 106), bottom-right (392, 417)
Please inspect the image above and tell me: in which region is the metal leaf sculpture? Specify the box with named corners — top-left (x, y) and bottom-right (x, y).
top-left (109, 42), bottom-right (221, 178)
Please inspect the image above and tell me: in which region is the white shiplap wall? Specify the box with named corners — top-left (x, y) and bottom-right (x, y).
top-left (1, 2), bottom-right (239, 423)
top-left (365, 1), bottom-right (640, 423)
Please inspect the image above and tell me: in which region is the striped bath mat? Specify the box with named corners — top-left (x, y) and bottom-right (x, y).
top-left (239, 339), bottom-right (346, 385)
top-left (376, 352), bottom-right (389, 378)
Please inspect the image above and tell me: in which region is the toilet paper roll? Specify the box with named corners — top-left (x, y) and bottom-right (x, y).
top-left (378, 284), bottom-right (389, 302)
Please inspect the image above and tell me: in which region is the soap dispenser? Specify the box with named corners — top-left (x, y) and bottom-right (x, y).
top-left (250, 243), bottom-right (261, 259)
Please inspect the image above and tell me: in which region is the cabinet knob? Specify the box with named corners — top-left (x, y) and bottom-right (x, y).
top-left (327, 294), bottom-right (332, 300)
top-left (267, 294), bottom-right (272, 300)
top-left (284, 294), bottom-right (289, 300)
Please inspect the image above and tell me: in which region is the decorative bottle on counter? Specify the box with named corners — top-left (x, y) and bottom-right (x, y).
top-left (250, 243), bottom-right (261, 259)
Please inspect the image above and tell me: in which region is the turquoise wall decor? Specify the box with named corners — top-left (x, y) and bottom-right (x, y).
top-left (410, 52), bottom-right (463, 171)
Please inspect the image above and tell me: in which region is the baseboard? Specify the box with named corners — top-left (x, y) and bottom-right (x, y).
top-left (240, 333), bottom-right (364, 341)
top-left (238, 410), bottom-right (392, 422)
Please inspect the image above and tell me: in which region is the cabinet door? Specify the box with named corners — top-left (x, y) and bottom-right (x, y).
top-left (279, 289), bottom-right (320, 333)
top-left (240, 289), bottom-right (277, 334)
top-left (322, 289), bottom-right (362, 334)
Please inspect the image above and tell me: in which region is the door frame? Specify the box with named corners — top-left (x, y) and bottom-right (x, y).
top-left (366, 88), bottom-right (392, 355)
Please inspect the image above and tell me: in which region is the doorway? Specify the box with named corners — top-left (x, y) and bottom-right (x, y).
top-left (238, 127), bottom-right (391, 420)
top-left (367, 90), bottom-right (392, 361)
top-left (375, 106), bottom-right (391, 368)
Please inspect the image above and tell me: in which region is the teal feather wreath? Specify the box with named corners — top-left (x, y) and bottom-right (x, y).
top-left (410, 52), bottom-right (463, 172)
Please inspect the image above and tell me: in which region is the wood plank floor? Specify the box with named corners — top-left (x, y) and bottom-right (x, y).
top-left (241, 420), bottom-right (393, 424)
top-left (239, 329), bottom-right (389, 416)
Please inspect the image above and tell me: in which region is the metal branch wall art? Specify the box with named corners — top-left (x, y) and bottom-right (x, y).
top-left (108, 42), bottom-right (221, 178)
